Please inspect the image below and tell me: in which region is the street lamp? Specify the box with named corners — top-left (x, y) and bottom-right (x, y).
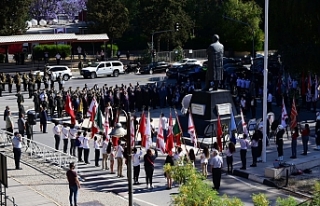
top-left (109, 111), bottom-right (132, 206)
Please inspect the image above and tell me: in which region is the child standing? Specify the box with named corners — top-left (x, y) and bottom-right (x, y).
top-left (94, 136), bottom-right (101, 167)
top-left (225, 142), bottom-right (236, 173)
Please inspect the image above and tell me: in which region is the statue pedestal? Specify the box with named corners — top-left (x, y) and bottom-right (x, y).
top-left (179, 89), bottom-right (240, 148)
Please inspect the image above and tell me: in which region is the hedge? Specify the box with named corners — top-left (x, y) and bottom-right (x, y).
top-left (33, 44), bottom-right (71, 60)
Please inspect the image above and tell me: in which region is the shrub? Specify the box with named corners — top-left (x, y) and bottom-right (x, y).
top-left (276, 196), bottom-right (298, 206)
top-left (33, 44), bottom-right (71, 60)
top-left (101, 44), bottom-right (119, 57)
top-left (252, 193), bottom-right (270, 206)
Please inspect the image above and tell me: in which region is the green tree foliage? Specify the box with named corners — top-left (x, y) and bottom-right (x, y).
top-left (138, 0), bottom-right (192, 47)
top-left (268, 0), bottom-right (320, 73)
top-left (86, 0), bottom-right (129, 40)
top-left (0, 0), bottom-right (32, 35)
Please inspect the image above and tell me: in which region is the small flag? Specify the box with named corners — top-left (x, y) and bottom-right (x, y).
top-left (64, 94), bottom-right (75, 124)
top-left (281, 98), bottom-right (288, 127)
top-left (130, 117), bottom-right (135, 147)
top-left (166, 112), bottom-right (174, 153)
top-left (229, 110), bottom-right (237, 138)
top-left (87, 97), bottom-right (98, 119)
top-left (240, 108), bottom-right (248, 135)
top-left (156, 115), bottom-right (166, 154)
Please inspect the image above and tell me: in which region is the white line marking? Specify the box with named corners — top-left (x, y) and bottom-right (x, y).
top-left (122, 195), bottom-right (159, 206)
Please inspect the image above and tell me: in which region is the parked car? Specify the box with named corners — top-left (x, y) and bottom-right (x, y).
top-left (178, 65), bottom-right (206, 82)
top-left (171, 58), bottom-right (202, 67)
top-left (80, 61), bottom-right (124, 78)
top-left (141, 61), bottom-right (169, 74)
top-left (177, 64), bottom-right (202, 81)
top-left (32, 65), bottom-right (72, 81)
top-left (166, 64), bottom-right (198, 79)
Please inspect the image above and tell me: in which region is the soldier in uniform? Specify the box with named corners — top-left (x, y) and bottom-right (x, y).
top-left (0, 78), bottom-right (3, 97)
top-left (16, 73), bottom-right (22, 93)
top-left (8, 75), bottom-right (14, 93)
top-left (0, 73), bottom-right (6, 91)
top-left (48, 92), bottom-right (56, 117)
top-left (50, 72), bottom-right (55, 89)
top-left (22, 73), bottom-right (29, 91)
top-left (28, 76), bottom-right (35, 98)
top-left (15, 91), bottom-right (24, 108)
top-left (57, 73), bottom-right (63, 91)
top-left (33, 91), bottom-right (40, 114)
top-left (43, 73), bottom-right (49, 89)
top-left (36, 72), bottom-right (42, 90)
top-left (55, 93), bottom-right (63, 118)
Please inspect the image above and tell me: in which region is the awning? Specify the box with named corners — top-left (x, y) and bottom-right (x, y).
top-left (0, 33), bottom-right (109, 45)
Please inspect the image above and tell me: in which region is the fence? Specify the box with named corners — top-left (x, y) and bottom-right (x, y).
top-left (156, 49), bottom-right (207, 63)
top-left (0, 129), bottom-right (77, 178)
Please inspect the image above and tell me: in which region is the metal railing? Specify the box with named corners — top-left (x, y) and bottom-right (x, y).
top-left (0, 130), bottom-right (77, 177)
top-left (156, 49), bottom-right (207, 62)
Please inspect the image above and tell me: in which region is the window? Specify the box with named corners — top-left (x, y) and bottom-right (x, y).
top-left (112, 62), bottom-right (121, 67)
top-left (98, 63), bottom-right (105, 68)
top-left (106, 63), bottom-right (111, 67)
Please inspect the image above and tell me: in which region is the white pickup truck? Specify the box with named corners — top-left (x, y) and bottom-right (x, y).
top-left (80, 61), bottom-right (124, 79)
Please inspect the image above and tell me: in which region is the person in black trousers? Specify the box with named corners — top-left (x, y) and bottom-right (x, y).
top-left (143, 148), bottom-right (158, 189)
top-left (210, 150), bottom-right (223, 190)
top-left (53, 122), bottom-right (61, 150)
top-left (25, 119), bottom-right (32, 147)
top-left (239, 134), bottom-right (249, 170)
top-left (76, 131), bottom-right (84, 162)
top-left (94, 136), bottom-right (101, 167)
top-left (133, 147), bottom-right (143, 184)
top-left (12, 132), bottom-right (22, 169)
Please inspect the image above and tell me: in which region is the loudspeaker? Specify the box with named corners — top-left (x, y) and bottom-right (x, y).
top-left (27, 111), bottom-right (37, 125)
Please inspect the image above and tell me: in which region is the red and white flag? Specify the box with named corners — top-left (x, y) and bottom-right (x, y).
top-left (144, 111), bottom-right (152, 149)
top-left (104, 107), bottom-right (110, 141)
top-left (156, 115), bottom-right (166, 154)
top-left (166, 112), bottom-right (174, 153)
top-left (87, 97), bottom-right (98, 121)
top-left (290, 98), bottom-right (298, 130)
top-left (240, 108), bottom-right (248, 135)
top-left (139, 112), bottom-right (146, 147)
top-left (130, 117), bottom-right (135, 147)
top-left (188, 112), bottom-right (197, 148)
top-left (64, 94), bottom-right (75, 124)
top-left (281, 98), bottom-right (288, 127)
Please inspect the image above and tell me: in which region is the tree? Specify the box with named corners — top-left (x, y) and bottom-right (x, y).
top-left (29, 0), bottom-right (60, 21)
top-left (29, 0), bottom-right (87, 21)
top-left (0, 0), bottom-right (32, 62)
top-left (138, 0), bottom-right (193, 49)
top-left (87, 0), bottom-right (129, 56)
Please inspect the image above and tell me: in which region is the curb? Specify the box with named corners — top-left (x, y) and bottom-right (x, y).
top-left (232, 169), bottom-right (277, 187)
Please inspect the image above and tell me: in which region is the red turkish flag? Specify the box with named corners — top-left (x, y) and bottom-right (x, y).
top-left (165, 112), bottom-right (174, 153)
top-left (65, 95), bottom-right (75, 124)
top-left (139, 112), bottom-right (146, 147)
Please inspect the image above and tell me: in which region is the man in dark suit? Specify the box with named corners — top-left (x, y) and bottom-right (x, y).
top-left (39, 107), bottom-right (48, 133)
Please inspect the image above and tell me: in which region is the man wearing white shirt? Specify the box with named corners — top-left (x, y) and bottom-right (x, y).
top-left (69, 124), bottom-right (78, 156)
top-left (115, 139), bottom-right (124, 177)
top-left (160, 113), bottom-right (168, 142)
top-left (77, 131), bottom-right (84, 162)
top-left (52, 122), bottom-right (61, 150)
top-left (210, 150), bottom-right (223, 190)
top-left (132, 147), bottom-right (143, 184)
top-left (61, 123), bottom-right (69, 153)
top-left (82, 132), bottom-right (90, 164)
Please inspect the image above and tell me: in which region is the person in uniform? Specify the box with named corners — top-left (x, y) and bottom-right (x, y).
top-left (210, 150), bottom-right (223, 190)
top-left (16, 73), bottom-right (21, 92)
top-left (8, 75), bottom-right (14, 93)
top-left (69, 124), bottom-right (77, 156)
top-left (25, 119), bottom-right (32, 147)
top-left (28, 76), bottom-right (35, 98)
top-left (39, 107), bottom-right (48, 133)
top-left (12, 132), bottom-right (22, 170)
top-left (36, 72), bottom-right (42, 90)
top-left (22, 73), bottom-right (29, 92)
top-left (0, 73), bottom-right (6, 91)
top-left (276, 125), bottom-right (285, 161)
top-left (57, 73), bottom-right (63, 91)
top-left (204, 34), bottom-right (224, 91)
top-left (56, 93), bottom-right (63, 118)
top-left (15, 91), bottom-right (24, 108)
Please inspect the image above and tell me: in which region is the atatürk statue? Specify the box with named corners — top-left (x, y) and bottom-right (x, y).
top-left (204, 34), bottom-right (224, 91)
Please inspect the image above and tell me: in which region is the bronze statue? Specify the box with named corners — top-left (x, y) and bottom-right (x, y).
top-left (204, 34), bottom-right (224, 91)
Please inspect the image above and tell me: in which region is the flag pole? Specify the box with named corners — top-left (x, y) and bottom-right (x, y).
top-left (262, 0), bottom-right (269, 163)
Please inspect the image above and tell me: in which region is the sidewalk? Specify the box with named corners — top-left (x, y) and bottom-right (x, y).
top-left (5, 156), bottom-right (128, 206)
